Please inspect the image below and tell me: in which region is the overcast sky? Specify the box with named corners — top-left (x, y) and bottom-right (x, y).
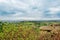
top-left (0, 0), bottom-right (60, 21)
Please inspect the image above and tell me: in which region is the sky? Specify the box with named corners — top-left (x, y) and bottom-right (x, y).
top-left (0, 0), bottom-right (60, 21)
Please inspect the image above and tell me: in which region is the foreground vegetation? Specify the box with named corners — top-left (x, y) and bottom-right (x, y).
top-left (0, 21), bottom-right (60, 40)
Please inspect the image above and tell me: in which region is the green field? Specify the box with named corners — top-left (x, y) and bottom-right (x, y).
top-left (0, 21), bottom-right (60, 40)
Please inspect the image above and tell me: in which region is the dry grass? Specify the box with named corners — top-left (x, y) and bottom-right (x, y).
top-left (0, 21), bottom-right (60, 40)
top-left (38, 29), bottom-right (60, 40)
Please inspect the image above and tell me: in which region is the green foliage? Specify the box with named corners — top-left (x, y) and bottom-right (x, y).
top-left (0, 22), bottom-right (3, 32)
top-left (0, 21), bottom-right (59, 40)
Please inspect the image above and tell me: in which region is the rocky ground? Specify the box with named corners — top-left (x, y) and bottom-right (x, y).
top-left (39, 23), bottom-right (60, 40)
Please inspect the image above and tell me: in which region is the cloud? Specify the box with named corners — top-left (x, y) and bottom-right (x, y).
top-left (43, 6), bottom-right (60, 18)
top-left (49, 7), bottom-right (60, 14)
top-left (0, 16), bottom-right (41, 21)
top-left (0, 0), bottom-right (60, 21)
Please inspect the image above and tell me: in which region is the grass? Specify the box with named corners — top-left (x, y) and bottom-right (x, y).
top-left (0, 21), bottom-right (60, 40)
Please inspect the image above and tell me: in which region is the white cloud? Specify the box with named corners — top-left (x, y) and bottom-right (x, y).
top-left (0, 16), bottom-right (60, 21)
top-left (12, 12), bottom-right (24, 17)
top-left (0, 16), bottom-right (41, 21)
top-left (49, 7), bottom-right (60, 14)
top-left (0, 0), bottom-right (60, 21)
top-left (0, 0), bottom-right (8, 3)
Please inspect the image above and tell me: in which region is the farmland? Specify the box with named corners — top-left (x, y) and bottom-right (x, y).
top-left (0, 21), bottom-right (60, 40)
